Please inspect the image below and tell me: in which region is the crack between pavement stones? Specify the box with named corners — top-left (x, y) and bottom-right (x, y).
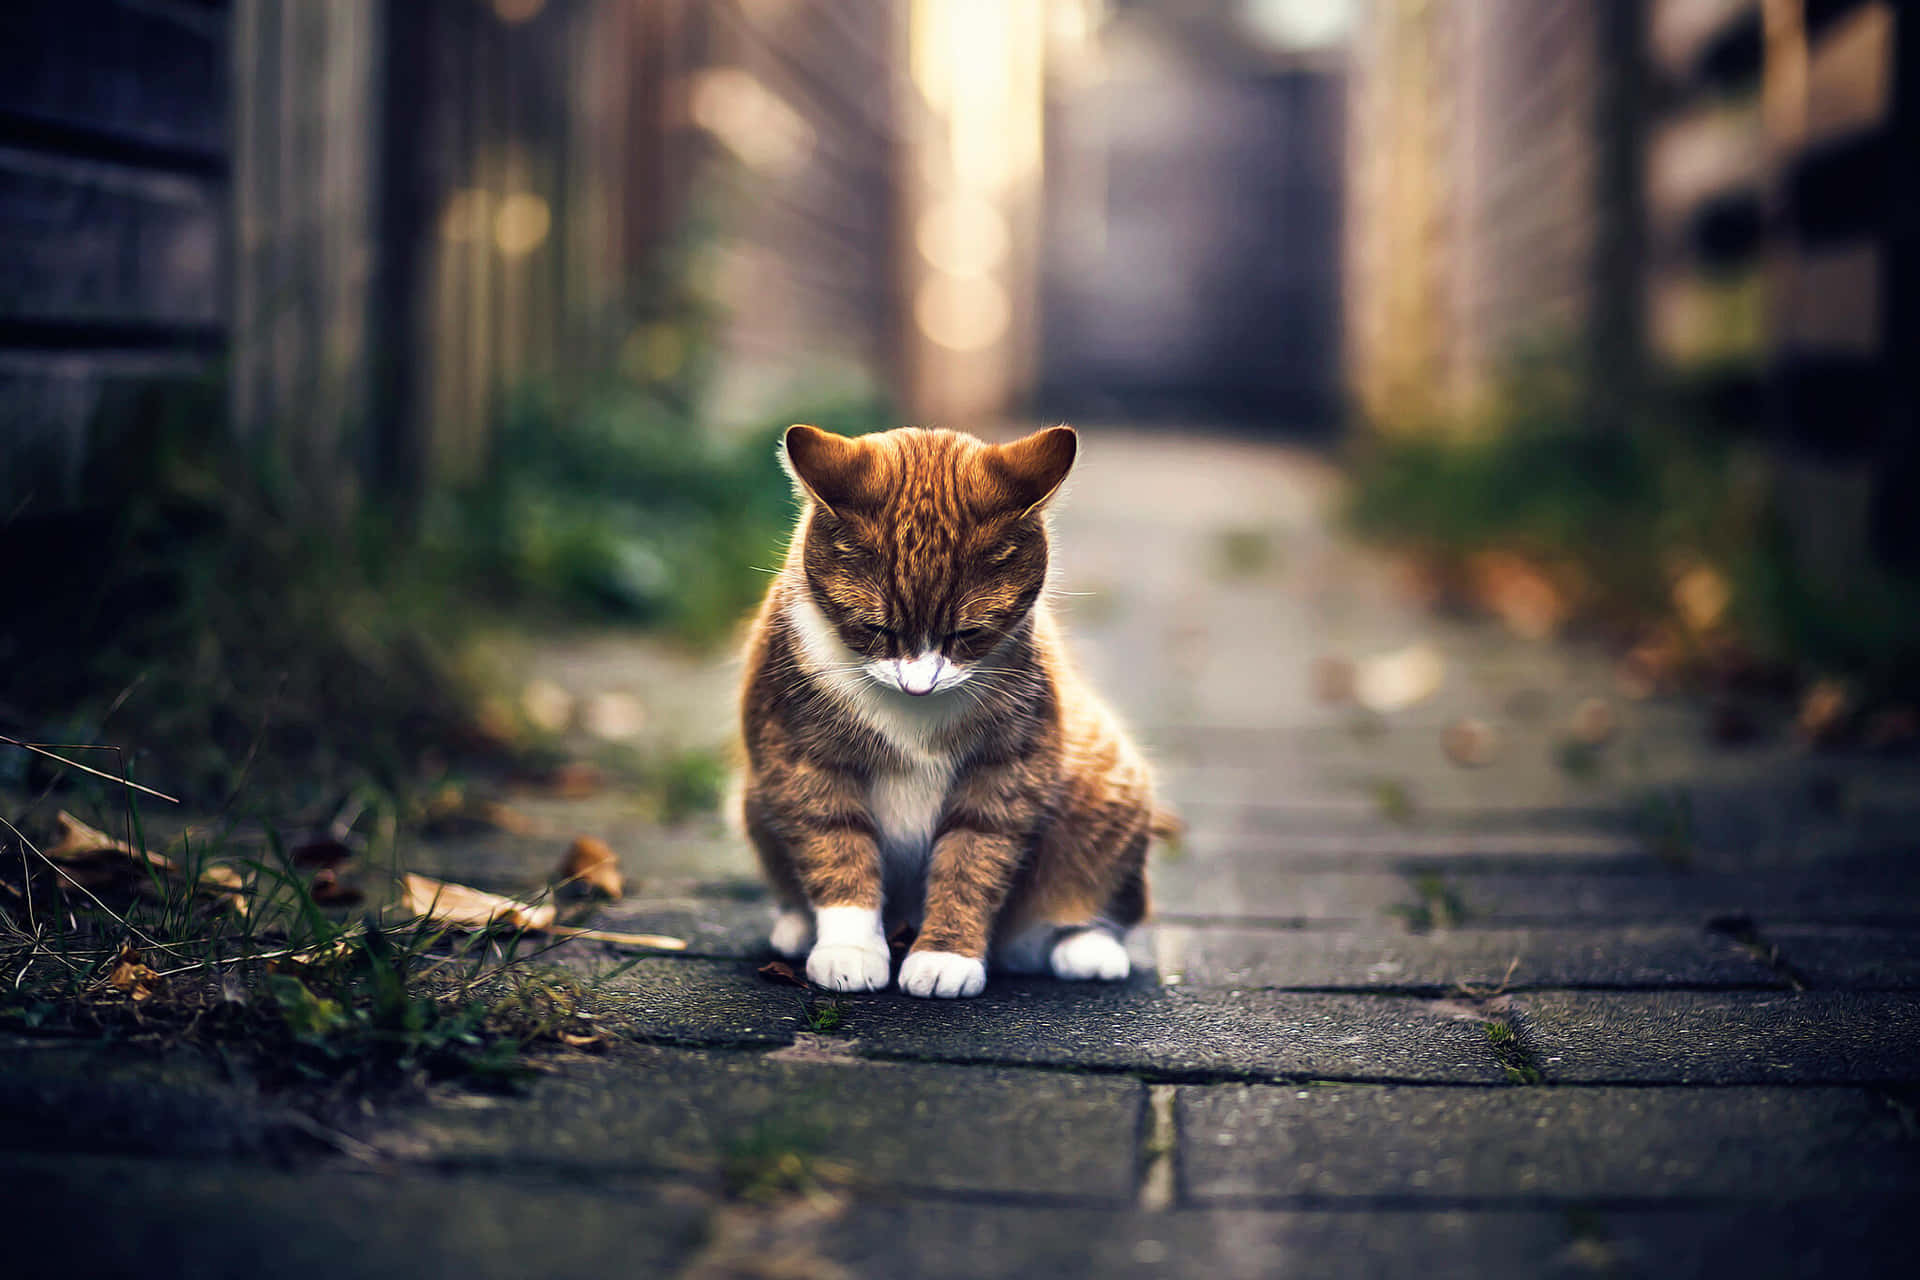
top-left (1704, 915), bottom-right (1810, 991)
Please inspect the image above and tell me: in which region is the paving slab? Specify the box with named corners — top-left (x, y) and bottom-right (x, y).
top-left (595, 958), bottom-right (1514, 1082)
top-left (1515, 991), bottom-right (1920, 1083)
top-left (1768, 926), bottom-right (1920, 990)
top-left (1153, 924), bottom-right (1779, 990)
top-left (0, 1155), bottom-right (708, 1280)
top-left (829, 1204), bottom-right (1586, 1280)
top-left (0, 1038), bottom-right (295, 1159)
top-left (1177, 1084), bottom-right (1915, 1200)
top-left (370, 1042), bottom-right (1143, 1200)
top-left (1154, 861), bottom-right (1920, 926)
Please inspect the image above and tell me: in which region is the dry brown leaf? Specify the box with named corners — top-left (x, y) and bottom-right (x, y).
top-left (1440, 718), bottom-right (1500, 768)
top-left (1468, 551), bottom-right (1569, 640)
top-left (44, 810), bottom-right (168, 869)
top-left (106, 943), bottom-right (162, 1002)
top-left (557, 1030), bottom-right (606, 1051)
top-left (759, 960), bottom-right (807, 987)
top-left (1568, 697), bottom-right (1617, 745)
top-left (400, 872), bottom-right (557, 932)
top-left (556, 836), bottom-right (624, 900)
top-left (1672, 563), bottom-right (1731, 634)
top-left (1797, 679), bottom-right (1852, 745)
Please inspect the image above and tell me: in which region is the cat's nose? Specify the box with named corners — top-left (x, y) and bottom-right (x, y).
top-left (895, 653), bottom-right (945, 696)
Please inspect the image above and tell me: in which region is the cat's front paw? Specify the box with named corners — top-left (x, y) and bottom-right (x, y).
top-left (806, 940), bottom-right (891, 992)
top-left (898, 950), bottom-right (987, 998)
top-left (1050, 929), bottom-right (1130, 981)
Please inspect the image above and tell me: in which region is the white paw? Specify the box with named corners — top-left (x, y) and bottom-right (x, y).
top-left (1050, 929), bottom-right (1130, 981)
top-left (805, 939), bottom-right (890, 992)
top-left (897, 950), bottom-right (987, 998)
top-left (769, 909), bottom-right (813, 959)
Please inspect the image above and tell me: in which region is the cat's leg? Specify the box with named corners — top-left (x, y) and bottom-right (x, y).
top-left (1015, 796), bottom-right (1151, 983)
top-left (901, 763), bottom-right (1037, 998)
top-left (744, 773), bottom-right (890, 992)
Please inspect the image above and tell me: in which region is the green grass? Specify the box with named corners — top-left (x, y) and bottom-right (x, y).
top-left (1345, 365), bottom-right (1920, 700)
top-left (1485, 1018), bottom-right (1545, 1085)
top-left (0, 784), bottom-right (604, 1095)
top-left (1388, 873), bottom-right (1468, 933)
top-left (800, 995), bottom-right (848, 1034)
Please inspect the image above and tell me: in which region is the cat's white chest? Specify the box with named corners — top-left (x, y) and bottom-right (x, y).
top-left (869, 757), bottom-right (952, 865)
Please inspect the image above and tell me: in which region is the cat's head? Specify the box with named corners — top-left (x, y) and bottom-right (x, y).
top-left (782, 424), bottom-right (1076, 697)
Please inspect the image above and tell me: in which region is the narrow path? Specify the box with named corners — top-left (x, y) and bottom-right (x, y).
top-left (5, 428), bottom-right (1917, 1277)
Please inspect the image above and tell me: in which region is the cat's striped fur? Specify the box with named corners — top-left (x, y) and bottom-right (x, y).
top-left (737, 424), bottom-right (1160, 998)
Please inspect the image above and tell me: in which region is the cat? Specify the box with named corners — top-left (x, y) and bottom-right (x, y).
top-left (737, 422), bottom-right (1162, 998)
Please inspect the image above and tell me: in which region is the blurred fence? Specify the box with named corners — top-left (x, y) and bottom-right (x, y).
top-left (1345, 0), bottom-right (1917, 574)
top-left (0, 0), bottom-right (228, 512)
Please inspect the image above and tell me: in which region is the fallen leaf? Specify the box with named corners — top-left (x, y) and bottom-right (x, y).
top-left (1797, 679), bottom-right (1852, 745)
top-left (555, 835), bottom-right (624, 900)
top-left (106, 943), bottom-right (162, 1002)
top-left (759, 960), bottom-right (807, 986)
top-left (1354, 645), bottom-right (1445, 713)
top-left (1568, 697), bottom-right (1617, 745)
top-left (1440, 718), bottom-right (1500, 768)
top-left (558, 1030), bottom-right (606, 1051)
top-left (400, 872), bottom-right (557, 932)
top-left (1468, 551), bottom-right (1568, 640)
top-left (1673, 563), bottom-right (1731, 634)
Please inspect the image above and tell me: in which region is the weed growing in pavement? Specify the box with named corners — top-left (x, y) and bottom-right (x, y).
top-left (1388, 873), bottom-right (1469, 933)
top-left (1485, 1018), bottom-right (1545, 1085)
top-left (0, 777), bottom-right (603, 1096)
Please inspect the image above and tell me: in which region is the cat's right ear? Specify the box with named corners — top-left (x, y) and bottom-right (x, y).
top-left (782, 424), bottom-right (872, 517)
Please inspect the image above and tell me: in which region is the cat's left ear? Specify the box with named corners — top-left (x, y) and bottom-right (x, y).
top-left (993, 425), bottom-right (1077, 517)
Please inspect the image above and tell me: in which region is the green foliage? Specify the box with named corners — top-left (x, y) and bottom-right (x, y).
top-left (1346, 362), bottom-right (1920, 696)
top-left (431, 384), bottom-right (895, 642)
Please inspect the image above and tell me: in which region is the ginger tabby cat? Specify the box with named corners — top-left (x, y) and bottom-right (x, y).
top-left (738, 423), bottom-right (1162, 998)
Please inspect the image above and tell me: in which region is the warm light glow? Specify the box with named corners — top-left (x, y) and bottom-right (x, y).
top-left (491, 0), bottom-right (547, 25)
top-left (916, 198), bottom-right (1011, 277)
top-left (440, 188), bottom-right (491, 242)
top-left (1238, 0), bottom-right (1354, 51)
top-left (493, 192), bottom-right (551, 257)
top-left (689, 68), bottom-right (815, 176)
top-left (911, 0), bottom-right (1044, 192)
top-left (915, 274), bottom-right (1011, 351)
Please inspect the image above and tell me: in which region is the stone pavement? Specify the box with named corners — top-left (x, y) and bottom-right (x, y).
top-left (5, 430), bottom-right (1919, 1277)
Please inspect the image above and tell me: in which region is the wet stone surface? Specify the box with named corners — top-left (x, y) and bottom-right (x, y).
top-left (7, 433), bottom-right (1919, 1277)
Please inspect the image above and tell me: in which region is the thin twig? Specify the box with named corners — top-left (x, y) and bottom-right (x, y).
top-left (0, 735), bottom-right (179, 803)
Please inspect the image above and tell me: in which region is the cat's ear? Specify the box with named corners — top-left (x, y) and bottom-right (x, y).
top-left (782, 424), bottom-right (873, 516)
top-left (992, 425), bottom-right (1077, 517)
